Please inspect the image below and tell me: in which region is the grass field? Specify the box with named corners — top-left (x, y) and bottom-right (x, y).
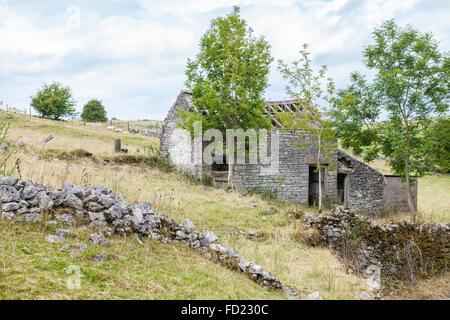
top-left (1, 112), bottom-right (449, 300)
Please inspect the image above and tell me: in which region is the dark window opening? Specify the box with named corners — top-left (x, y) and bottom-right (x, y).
top-left (211, 154), bottom-right (228, 171)
top-left (308, 166), bottom-right (325, 206)
top-left (337, 173), bottom-right (348, 205)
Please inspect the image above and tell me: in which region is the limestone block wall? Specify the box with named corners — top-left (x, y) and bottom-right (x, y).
top-left (160, 91), bottom-right (202, 178)
top-left (233, 130), bottom-right (337, 205)
top-left (336, 151), bottom-right (385, 215)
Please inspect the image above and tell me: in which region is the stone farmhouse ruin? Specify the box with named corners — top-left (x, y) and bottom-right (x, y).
top-left (160, 90), bottom-right (417, 215)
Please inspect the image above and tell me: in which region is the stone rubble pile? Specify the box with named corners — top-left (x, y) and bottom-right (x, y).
top-left (303, 205), bottom-right (449, 281)
top-left (0, 175), bottom-right (297, 299)
top-left (129, 128), bottom-right (161, 138)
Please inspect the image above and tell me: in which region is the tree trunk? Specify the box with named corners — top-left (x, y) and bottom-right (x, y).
top-left (227, 157), bottom-right (235, 189)
top-left (404, 158), bottom-right (416, 223)
top-left (317, 132), bottom-right (322, 212)
top-left (318, 165), bottom-right (322, 212)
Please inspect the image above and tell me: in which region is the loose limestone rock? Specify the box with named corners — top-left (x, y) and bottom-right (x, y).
top-left (46, 234), bottom-right (64, 243)
top-left (307, 291), bottom-right (322, 300)
top-left (0, 185), bottom-right (20, 202)
top-left (181, 219), bottom-right (196, 233)
top-left (55, 228), bottom-right (70, 238)
top-left (63, 193), bottom-right (83, 211)
top-left (90, 232), bottom-right (110, 247)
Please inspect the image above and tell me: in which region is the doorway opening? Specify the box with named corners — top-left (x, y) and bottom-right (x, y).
top-left (308, 166), bottom-right (325, 206)
top-left (337, 173), bottom-right (348, 205)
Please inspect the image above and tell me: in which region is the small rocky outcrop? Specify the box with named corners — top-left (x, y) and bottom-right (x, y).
top-left (0, 176), bottom-right (297, 299)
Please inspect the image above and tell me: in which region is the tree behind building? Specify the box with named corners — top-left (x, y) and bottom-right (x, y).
top-left (179, 6), bottom-right (273, 188)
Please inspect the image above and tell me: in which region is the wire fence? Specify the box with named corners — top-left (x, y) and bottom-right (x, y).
top-left (0, 103), bottom-right (162, 137)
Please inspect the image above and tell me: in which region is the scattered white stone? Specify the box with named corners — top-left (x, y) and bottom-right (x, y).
top-left (72, 243), bottom-right (88, 254)
top-left (204, 230), bottom-right (218, 243)
top-left (90, 232), bottom-right (110, 247)
top-left (135, 234), bottom-right (143, 245)
top-left (359, 291), bottom-right (373, 300)
top-left (55, 228), bottom-right (70, 237)
top-left (307, 291), bottom-right (322, 300)
top-left (181, 219), bottom-right (196, 233)
top-left (46, 234), bottom-right (64, 243)
top-left (91, 254), bottom-right (109, 263)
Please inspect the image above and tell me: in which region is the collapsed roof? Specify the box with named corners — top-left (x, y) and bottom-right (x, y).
top-left (181, 90), bottom-right (305, 128)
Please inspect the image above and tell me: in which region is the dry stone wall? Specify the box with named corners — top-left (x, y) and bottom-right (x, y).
top-left (0, 175), bottom-right (297, 299)
top-left (304, 205), bottom-right (449, 281)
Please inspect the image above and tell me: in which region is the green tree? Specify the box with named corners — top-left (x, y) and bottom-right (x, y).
top-left (428, 117), bottom-right (450, 173)
top-left (179, 6), bottom-right (273, 188)
top-left (30, 82), bottom-right (76, 120)
top-left (332, 20), bottom-right (449, 222)
top-left (278, 44), bottom-right (336, 212)
top-left (81, 99), bottom-right (108, 122)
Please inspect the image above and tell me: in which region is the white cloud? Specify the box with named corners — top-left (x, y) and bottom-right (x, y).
top-left (0, 0), bottom-right (448, 120)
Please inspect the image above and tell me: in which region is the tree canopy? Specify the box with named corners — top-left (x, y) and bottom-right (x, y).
top-left (179, 6), bottom-right (273, 187)
top-left (30, 82), bottom-right (76, 120)
top-left (332, 20), bottom-right (449, 222)
top-left (81, 99), bottom-right (108, 123)
top-left (428, 117), bottom-right (450, 173)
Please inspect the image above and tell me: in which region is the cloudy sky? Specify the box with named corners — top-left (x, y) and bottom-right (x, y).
top-left (0, 0), bottom-right (448, 120)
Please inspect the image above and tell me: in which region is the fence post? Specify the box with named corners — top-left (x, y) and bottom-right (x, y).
top-left (114, 139), bottom-right (121, 153)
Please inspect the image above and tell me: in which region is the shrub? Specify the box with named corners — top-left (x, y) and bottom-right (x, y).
top-left (81, 99), bottom-right (108, 123)
top-left (429, 117), bottom-right (450, 173)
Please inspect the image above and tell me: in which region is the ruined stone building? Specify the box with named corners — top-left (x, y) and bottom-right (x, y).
top-left (160, 90), bottom-right (417, 215)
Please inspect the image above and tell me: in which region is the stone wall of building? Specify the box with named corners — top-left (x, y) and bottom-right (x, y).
top-left (160, 91), bottom-right (388, 214)
top-left (384, 175), bottom-right (418, 213)
top-left (160, 90), bottom-right (202, 178)
top-left (232, 129), bottom-right (338, 206)
top-left (336, 151), bottom-right (385, 215)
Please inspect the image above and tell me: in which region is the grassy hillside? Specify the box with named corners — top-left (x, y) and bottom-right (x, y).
top-left (0, 219), bottom-right (284, 299)
top-left (9, 115), bottom-right (159, 156)
top-left (2, 112), bottom-right (449, 300)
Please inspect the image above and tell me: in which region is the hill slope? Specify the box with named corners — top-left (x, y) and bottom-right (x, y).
top-left (2, 112), bottom-right (449, 299)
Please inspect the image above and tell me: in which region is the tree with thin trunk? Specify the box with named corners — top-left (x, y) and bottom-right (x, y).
top-left (278, 44), bottom-right (336, 212)
top-left (331, 20), bottom-right (449, 223)
top-left (178, 6), bottom-right (273, 188)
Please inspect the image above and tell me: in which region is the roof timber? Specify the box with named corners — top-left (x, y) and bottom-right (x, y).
top-left (188, 99), bottom-right (305, 128)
